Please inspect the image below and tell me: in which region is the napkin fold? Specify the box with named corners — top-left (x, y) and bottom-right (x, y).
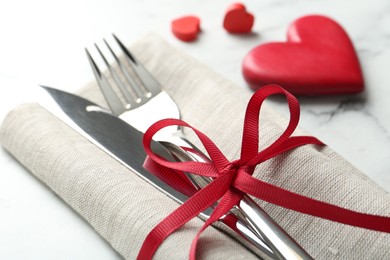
top-left (1, 34), bottom-right (389, 259)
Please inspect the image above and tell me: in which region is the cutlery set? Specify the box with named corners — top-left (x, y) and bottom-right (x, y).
top-left (37, 35), bottom-right (311, 259)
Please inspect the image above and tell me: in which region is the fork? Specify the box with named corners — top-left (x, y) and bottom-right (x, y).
top-left (85, 34), bottom-right (311, 260)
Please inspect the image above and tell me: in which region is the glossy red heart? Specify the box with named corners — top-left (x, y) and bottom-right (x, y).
top-left (171, 16), bottom-right (201, 42)
top-left (242, 15), bottom-right (364, 95)
top-left (223, 3), bottom-right (254, 33)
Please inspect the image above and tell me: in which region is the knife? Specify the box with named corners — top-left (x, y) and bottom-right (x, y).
top-left (36, 85), bottom-right (275, 258)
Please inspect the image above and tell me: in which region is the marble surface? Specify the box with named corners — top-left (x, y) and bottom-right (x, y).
top-left (0, 0), bottom-right (389, 259)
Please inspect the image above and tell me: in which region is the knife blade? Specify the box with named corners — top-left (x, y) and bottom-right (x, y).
top-left (36, 85), bottom-right (274, 258)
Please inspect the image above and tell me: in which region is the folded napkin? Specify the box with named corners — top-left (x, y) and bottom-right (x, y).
top-left (1, 34), bottom-right (389, 259)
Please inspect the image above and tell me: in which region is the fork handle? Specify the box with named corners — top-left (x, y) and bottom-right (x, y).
top-left (159, 136), bottom-right (312, 260)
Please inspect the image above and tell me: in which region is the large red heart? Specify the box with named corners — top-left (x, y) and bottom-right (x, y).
top-left (242, 15), bottom-right (364, 95)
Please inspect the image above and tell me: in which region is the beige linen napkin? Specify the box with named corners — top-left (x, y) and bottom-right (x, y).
top-left (1, 34), bottom-right (390, 259)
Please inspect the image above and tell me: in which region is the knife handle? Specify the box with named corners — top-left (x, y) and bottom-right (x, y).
top-left (159, 136), bottom-right (312, 260)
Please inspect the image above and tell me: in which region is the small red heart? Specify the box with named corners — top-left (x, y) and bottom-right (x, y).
top-left (242, 15), bottom-right (364, 95)
top-left (223, 3), bottom-right (254, 34)
top-left (171, 16), bottom-right (201, 42)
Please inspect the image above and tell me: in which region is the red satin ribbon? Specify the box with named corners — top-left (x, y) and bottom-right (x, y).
top-left (137, 85), bottom-right (390, 259)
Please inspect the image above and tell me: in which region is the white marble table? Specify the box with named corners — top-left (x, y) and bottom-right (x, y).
top-left (0, 0), bottom-right (389, 259)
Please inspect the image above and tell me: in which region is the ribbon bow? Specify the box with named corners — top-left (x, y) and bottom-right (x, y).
top-left (138, 85), bottom-right (390, 259)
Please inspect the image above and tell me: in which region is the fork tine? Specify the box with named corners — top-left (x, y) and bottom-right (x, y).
top-left (113, 34), bottom-right (161, 97)
top-left (85, 48), bottom-right (124, 115)
top-left (95, 42), bottom-right (137, 109)
top-left (103, 39), bottom-right (145, 102)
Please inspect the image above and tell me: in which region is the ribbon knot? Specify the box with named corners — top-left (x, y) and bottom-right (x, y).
top-left (138, 85), bottom-right (390, 260)
top-left (224, 163), bottom-right (256, 196)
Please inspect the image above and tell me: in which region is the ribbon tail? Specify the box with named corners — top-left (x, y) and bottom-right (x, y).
top-left (137, 173), bottom-right (233, 259)
top-left (190, 189), bottom-right (243, 260)
top-left (235, 173), bottom-right (390, 232)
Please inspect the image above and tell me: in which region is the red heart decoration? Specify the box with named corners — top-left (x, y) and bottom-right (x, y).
top-left (242, 15), bottom-right (364, 95)
top-left (223, 3), bottom-right (254, 33)
top-left (171, 16), bottom-right (201, 42)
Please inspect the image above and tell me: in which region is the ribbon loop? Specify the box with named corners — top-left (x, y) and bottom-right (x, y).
top-left (240, 84), bottom-right (301, 164)
top-left (138, 85), bottom-right (390, 260)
